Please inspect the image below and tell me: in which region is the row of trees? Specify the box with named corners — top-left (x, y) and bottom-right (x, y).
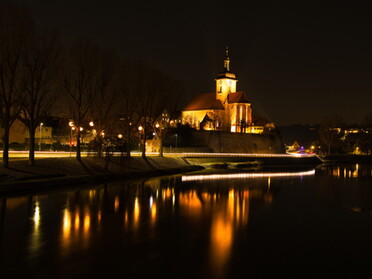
top-left (0, 3), bottom-right (182, 167)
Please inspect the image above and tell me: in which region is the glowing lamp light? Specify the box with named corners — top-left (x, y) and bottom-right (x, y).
top-left (79, 127), bottom-right (84, 131)
top-left (71, 127), bottom-right (76, 131)
top-left (89, 121), bottom-right (94, 127)
top-left (69, 121), bottom-right (74, 127)
top-left (118, 134), bottom-right (123, 139)
top-left (138, 126), bottom-right (143, 131)
top-left (155, 123), bottom-right (160, 128)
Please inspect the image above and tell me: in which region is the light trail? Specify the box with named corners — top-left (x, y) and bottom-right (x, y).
top-left (181, 169), bottom-right (316, 181)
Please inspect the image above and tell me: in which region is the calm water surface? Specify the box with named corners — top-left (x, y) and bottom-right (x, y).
top-left (1, 164), bottom-right (372, 278)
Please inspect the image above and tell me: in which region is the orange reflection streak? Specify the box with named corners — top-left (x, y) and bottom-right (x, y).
top-left (124, 211), bottom-right (128, 224)
top-left (115, 196), bottom-right (119, 212)
top-left (151, 203), bottom-right (157, 223)
top-left (98, 211), bottom-right (102, 223)
top-left (133, 197), bottom-right (140, 228)
top-left (63, 209), bottom-right (71, 240)
top-left (83, 212), bottom-right (90, 234)
top-left (228, 190), bottom-right (235, 220)
top-left (210, 215), bottom-right (233, 276)
top-left (74, 211), bottom-right (80, 230)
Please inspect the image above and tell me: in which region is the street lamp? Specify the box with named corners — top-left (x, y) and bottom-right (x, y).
top-left (138, 126), bottom-right (143, 150)
top-left (70, 126), bottom-right (75, 157)
top-left (39, 123), bottom-right (43, 151)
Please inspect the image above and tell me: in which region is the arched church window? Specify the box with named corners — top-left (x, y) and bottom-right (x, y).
top-left (218, 81), bottom-right (222, 93)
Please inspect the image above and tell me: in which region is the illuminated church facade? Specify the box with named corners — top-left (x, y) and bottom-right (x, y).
top-left (182, 48), bottom-right (263, 134)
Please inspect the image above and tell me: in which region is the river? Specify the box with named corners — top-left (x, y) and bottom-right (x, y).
top-left (1, 164), bottom-right (372, 278)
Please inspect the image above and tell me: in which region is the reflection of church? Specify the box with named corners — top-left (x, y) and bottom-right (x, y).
top-left (182, 48), bottom-right (263, 134)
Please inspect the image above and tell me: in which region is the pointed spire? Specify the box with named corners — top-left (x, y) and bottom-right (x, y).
top-left (224, 46), bottom-right (230, 72)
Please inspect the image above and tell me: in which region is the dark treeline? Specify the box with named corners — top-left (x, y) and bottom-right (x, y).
top-left (0, 3), bottom-right (182, 167)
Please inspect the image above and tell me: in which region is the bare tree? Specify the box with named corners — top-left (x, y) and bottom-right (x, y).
top-left (0, 3), bottom-right (33, 168)
top-left (137, 68), bottom-right (165, 158)
top-left (319, 114), bottom-right (344, 155)
top-left (116, 59), bottom-right (142, 158)
top-left (88, 47), bottom-right (120, 157)
top-left (18, 28), bottom-right (61, 166)
top-left (155, 77), bottom-right (183, 157)
top-left (63, 40), bottom-right (100, 161)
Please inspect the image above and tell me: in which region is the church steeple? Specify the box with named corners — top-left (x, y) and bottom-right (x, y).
top-left (223, 46), bottom-right (230, 72)
top-left (215, 47), bottom-right (238, 102)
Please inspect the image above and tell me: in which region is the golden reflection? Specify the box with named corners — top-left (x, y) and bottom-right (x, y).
top-left (178, 191), bottom-right (202, 217)
top-left (151, 202), bottom-right (157, 223)
top-left (63, 208), bottom-right (71, 240)
top-left (352, 164), bottom-right (359, 178)
top-left (162, 188), bottom-right (172, 199)
top-left (29, 199), bottom-right (41, 257)
top-left (74, 211), bottom-right (80, 230)
top-left (98, 211), bottom-right (102, 223)
top-left (210, 216), bottom-right (233, 268)
top-left (133, 197), bottom-right (140, 228)
top-left (115, 196), bottom-right (119, 212)
top-left (34, 201), bottom-right (40, 228)
top-left (124, 211), bottom-right (128, 224)
top-left (83, 212), bottom-right (90, 233)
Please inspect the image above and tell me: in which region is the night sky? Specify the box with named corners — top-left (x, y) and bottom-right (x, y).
top-left (4, 0), bottom-right (372, 125)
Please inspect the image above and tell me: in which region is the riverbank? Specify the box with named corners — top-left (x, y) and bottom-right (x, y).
top-left (317, 154), bottom-right (372, 163)
top-left (0, 156), bottom-right (203, 195)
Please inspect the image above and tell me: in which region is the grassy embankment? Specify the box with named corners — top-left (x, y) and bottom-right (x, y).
top-left (0, 156), bottom-right (203, 195)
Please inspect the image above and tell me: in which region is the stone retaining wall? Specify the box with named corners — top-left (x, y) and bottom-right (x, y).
top-left (188, 130), bottom-right (286, 154)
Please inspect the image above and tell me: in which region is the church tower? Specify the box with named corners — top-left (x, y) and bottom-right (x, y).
top-left (215, 47), bottom-right (238, 104)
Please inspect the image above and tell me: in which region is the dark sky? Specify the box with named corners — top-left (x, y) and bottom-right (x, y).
top-left (4, 0), bottom-right (372, 125)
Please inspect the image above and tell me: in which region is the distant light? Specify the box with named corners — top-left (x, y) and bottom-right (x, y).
top-left (69, 121), bottom-right (74, 127)
top-left (118, 134), bottom-right (123, 139)
top-left (79, 127), bottom-right (84, 131)
top-left (138, 126), bottom-right (143, 131)
top-left (89, 121), bottom-right (94, 127)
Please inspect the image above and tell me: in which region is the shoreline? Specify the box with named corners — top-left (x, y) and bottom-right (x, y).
top-left (0, 157), bottom-right (203, 196)
top-left (1, 154), bottom-right (371, 196)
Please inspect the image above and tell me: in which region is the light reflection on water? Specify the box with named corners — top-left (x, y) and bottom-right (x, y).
top-left (1, 164), bottom-right (372, 277)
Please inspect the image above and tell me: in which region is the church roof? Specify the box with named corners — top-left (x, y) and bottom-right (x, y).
top-left (216, 71), bottom-right (237, 80)
top-left (227, 91), bottom-right (250, 104)
top-left (183, 92), bottom-right (225, 111)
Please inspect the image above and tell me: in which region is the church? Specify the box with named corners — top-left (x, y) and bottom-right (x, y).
top-left (182, 48), bottom-right (263, 134)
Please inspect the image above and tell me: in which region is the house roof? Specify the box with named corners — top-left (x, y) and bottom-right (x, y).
top-left (183, 92), bottom-right (224, 111)
top-left (227, 91), bottom-right (250, 104)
